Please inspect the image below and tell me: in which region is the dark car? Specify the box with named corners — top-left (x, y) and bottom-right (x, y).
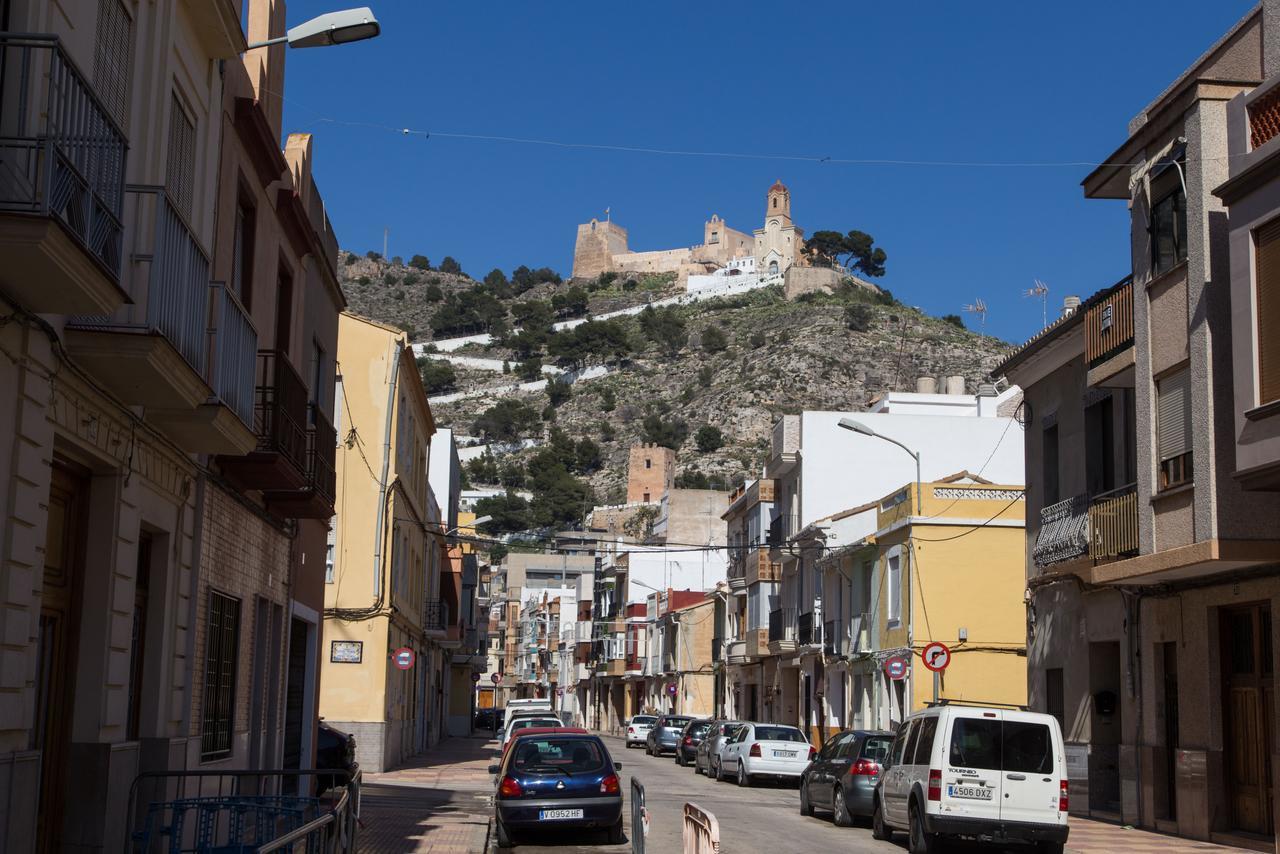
top-left (799, 729), bottom-right (893, 826)
top-left (645, 714), bottom-right (693, 756)
top-left (489, 731), bottom-right (624, 848)
top-left (475, 707), bottom-right (505, 729)
top-left (694, 720), bottom-right (742, 777)
top-left (315, 720), bottom-right (357, 795)
top-left (675, 718), bottom-right (714, 767)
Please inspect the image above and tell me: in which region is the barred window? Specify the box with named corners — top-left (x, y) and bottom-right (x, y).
top-left (94, 0), bottom-right (133, 131)
top-left (166, 93), bottom-right (196, 220)
top-left (201, 591), bottom-right (241, 761)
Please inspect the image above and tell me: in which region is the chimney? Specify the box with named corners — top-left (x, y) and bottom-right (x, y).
top-left (916, 376), bottom-right (938, 394)
top-left (976, 382), bottom-right (998, 397)
top-left (1061, 296), bottom-right (1081, 317)
top-left (945, 375), bottom-right (966, 396)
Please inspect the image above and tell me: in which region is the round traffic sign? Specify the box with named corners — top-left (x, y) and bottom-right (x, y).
top-left (491, 672), bottom-right (501, 685)
top-left (666, 683), bottom-right (677, 697)
top-left (921, 642), bottom-right (951, 673)
top-left (884, 655), bottom-right (909, 681)
top-left (392, 647), bottom-right (415, 670)
top-left (556, 687), bottom-right (564, 697)
top-left (472, 672), bottom-right (482, 684)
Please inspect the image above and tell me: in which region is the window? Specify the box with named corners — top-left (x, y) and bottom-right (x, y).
top-left (201, 591), bottom-right (241, 760)
top-left (1157, 368), bottom-right (1192, 489)
top-left (231, 195), bottom-right (255, 308)
top-left (886, 554), bottom-right (901, 625)
top-left (275, 266), bottom-right (293, 351)
top-left (889, 721), bottom-right (911, 766)
top-left (1085, 395), bottom-right (1116, 496)
top-left (1150, 163), bottom-right (1187, 276)
top-left (709, 230), bottom-right (719, 244)
top-left (643, 492), bottom-right (650, 502)
top-left (93, 0), bottom-right (132, 131)
top-left (1043, 423), bottom-right (1060, 505)
top-left (311, 339), bottom-right (326, 416)
top-left (911, 715), bottom-right (938, 765)
top-left (165, 93), bottom-right (196, 220)
top-left (645, 458), bottom-right (651, 469)
top-left (1003, 721), bottom-right (1053, 774)
top-left (769, 260), bottom-right (779, 276)
top-left (948, 717), bottom-right (1002, 769)
top-left (861, 735), bottom-right (892, 763)
top-left (126, 532), bottom-right (152, 740)
top-left (1254, 218), bottom-right (1280, 404)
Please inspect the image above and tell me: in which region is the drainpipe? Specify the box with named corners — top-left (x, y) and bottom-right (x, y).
top-left (372, 340), bottom-right (403, 597)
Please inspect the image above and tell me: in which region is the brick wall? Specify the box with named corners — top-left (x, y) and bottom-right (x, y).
top-left (627, 444), bottom-right (675, 504)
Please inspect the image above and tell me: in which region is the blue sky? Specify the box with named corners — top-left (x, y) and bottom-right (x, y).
top-left (281, 0), bottom-right (1255, 344)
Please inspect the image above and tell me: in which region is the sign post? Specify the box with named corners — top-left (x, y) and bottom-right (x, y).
top-left (921, 641), bottom-right (951, 703)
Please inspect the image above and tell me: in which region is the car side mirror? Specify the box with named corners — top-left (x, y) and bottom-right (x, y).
top-left (614, 761), bottom-right (623, 771)
top-left (487, 764), bottom-right (499, 775)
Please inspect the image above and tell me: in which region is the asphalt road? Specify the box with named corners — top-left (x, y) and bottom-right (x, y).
top-left (503, 734), bottom-right (906, 853)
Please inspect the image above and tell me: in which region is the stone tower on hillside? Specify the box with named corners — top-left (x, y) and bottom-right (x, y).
top-left (627, 444), bottom-right (675, 503)
top-left (753, 179), bottom-right (804, 278)
top-left (572, 218), bottom-right (630, 279)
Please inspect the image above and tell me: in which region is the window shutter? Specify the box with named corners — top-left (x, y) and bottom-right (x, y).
top-left (165, 94), bottom-right (196, 219)
top-left (1256, 219), bottom-right (1280, 404)
top-left (1157, 368), bottom-right (1191, 462)
top-left (93, 0), bottom-right (132, 131)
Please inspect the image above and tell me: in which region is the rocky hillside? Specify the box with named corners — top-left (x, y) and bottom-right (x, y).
top-left (336, 251), bottom-right (1011, 510)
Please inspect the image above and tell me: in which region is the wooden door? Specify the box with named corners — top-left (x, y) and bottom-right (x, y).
top-left (1223, 604), bottom-right (1275, 836)
top-left (34, 465), bottom-right (88, 853)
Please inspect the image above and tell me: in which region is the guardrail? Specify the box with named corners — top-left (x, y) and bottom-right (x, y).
top-left (631, 777), bottom-right (647, 854)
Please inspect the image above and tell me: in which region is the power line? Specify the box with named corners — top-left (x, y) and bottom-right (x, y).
top-left (910, 492), bottom-right (1026, 542)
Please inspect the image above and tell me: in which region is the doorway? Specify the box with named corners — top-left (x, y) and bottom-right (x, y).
top-left (34, 464), bottom-right (89, 853)
top-left (1222, 604), bottom-right (1274, 837)
top-left (282, 618), bottom-right (309, 779)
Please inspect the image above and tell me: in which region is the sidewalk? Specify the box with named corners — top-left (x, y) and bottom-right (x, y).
top-left (1068, 817), bottom-right (1262, 853)
top-left (357, 734), bottom-right (496, 853)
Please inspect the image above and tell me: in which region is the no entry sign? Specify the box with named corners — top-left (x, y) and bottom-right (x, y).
top-left (491, 672), bottom-right (501, 684)
top-left (883, 655), bottom-right (909, 681)
top-left (922, 641), bottom-right (951, 673)
top-left (666, 683), bottom-right (677, 697)
top-left (392, 647), bottom-right (415, 670)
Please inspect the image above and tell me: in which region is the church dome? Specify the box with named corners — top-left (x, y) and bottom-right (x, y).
top-left (768, 179), bottom-right (788, 194)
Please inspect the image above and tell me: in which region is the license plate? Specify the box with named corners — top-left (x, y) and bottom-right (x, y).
top-left (539, 809), bottom-right (585, 820)
top-left (774, 750), bottom-right (797, 758)
top-left (947, 785), bottom-right (993, 800)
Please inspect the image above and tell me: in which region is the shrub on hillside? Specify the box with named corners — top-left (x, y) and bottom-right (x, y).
top-left (409, 254), bottom-right (431, 270)
top-left (695, 425), bottom-right (724, 452)
top-left (846, 304), bottom-right (874, 332)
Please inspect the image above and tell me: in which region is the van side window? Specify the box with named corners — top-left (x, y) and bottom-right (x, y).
top-left (889, 722), bottom-right (911, 765)
top-left (911, 716), bottom-right (939, 765)
top-left (1003, 721), bottom-right (1053, 774)
top-left (901, 720), bottom-right (921, 765)
top-left (948, 718), bottom-right (1002, 769)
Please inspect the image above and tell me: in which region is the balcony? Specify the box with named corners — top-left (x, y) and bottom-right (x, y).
top-left (747, 628), bottom-right (770, 659)
top-left (0, 35), bottom-right (128, 315)
top-left (726, 639), bottom-right (748, 665)
top-left (797, 612), bottom-right (813, 646)
top-left (1032, 494), bottom-right (1090, 569)
top-left (1088, 485), bottom-right (1139, 562)
top-left (219, 351), bottom-right (309, 491)
top-left (727, 556), bottom-right (747, 591)
top-left (766, 415), bottom-right (800, 477)
top-left (823, 620), bottom-right (838, 656)
top-left (745, 547), bottom-right (781, 584)
top-left (1085, 277), bottom-right (1135, 387)
top-left (265, 404), bottom-right (338, 519)
top-left (423, 599), bottom-right (450, 634)
top-left (768, 607), bottom-right (796, 653)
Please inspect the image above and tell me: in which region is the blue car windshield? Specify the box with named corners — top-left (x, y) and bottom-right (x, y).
top-left (512, 738), bottom-right (606, 774)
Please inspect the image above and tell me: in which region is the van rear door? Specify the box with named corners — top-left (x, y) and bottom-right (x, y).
top-left (941, 711), bottom-right (1003, 821)
top-left (999, 712), bottom-right (1061, 826)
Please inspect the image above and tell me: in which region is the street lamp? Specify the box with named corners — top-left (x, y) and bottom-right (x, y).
top-left (837, 418), bottom-right (922, 512)
top-left (246, 7), bottom-right (381, 51)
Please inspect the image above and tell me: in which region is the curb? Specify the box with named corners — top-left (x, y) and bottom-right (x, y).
top-left (484, 815), bottom-right (496, 853)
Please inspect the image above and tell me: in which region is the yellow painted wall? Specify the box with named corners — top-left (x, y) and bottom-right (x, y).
top-left (874, 482), bottom-right (1028, 712)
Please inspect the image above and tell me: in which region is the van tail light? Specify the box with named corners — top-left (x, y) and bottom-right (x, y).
top-left (1059, 779), bottom-right (1069, 813)
top-left (927, 769), bottom-right (942, 801)
top-left (600, 773), bottom-right (620, 794)
top-left (851, 759), bottom-right (879, 776)
top-left (808, 746), bottom-right (817, 761)
top-left (749, 743), bottom-right (762, 757)
top-left (498, 776), bottom-right (523, 798)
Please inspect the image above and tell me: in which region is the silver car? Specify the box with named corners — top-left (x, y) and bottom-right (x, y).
top-left (694, 720), bottom-right (743, 777)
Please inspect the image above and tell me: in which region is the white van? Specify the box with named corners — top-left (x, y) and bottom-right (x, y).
top-left (871, 702), bottom-right (1068, 854)
top-left (506, 698), bottom-right (553, 714)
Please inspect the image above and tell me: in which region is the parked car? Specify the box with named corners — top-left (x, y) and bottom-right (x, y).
top-left (716, 722), bottom-right (813, 787)
top-left (475, 707), bottom-right (505, 729)
top-left (508, 707), bottom-right (558, 724)
top-left (645, 714), bottom-right (693, 756)
top-left (625, 715), bottom-right (657, 749)
top-left (507, 698), bottom-right (554, 715)
top-left (799, 729), bottom-right (893, 826)
top-left (501, 716), bottom-right (565, 755)
top-left (314, 720), bottom-right (357, 796)
top-left (489, 731), bottom-right (625, 848)
top-left (694, 720), bottom-right (743, 778)
top-left (675, 718), bottom-right (714, 767)
top-left (871, 703), bottom-right (1069, 854)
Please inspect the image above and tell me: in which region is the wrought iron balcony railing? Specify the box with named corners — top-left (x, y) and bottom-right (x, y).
top-left (255, 350), bottom-right (309, 475)
top-left (797, 612), bottom-right (813, 646)
top-left (208, 282), bottom-right (256, 426)
top-left (768, 607), bottom-right (796, 643)
top-left (423, 599), bottom-right (450, 632)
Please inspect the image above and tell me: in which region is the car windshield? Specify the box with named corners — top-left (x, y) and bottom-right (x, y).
top-left (688, 722), bottom-right (712, 737)
top-left (664, 717), bottom-right (692, 728)
top-left (719, 722), bottom-right (742, 737)
top-left (510, 718), bottom-right (560, 734)
top-left (754, 726), bottom-right (805, 742)
top-left (512, 738), bottom-right (606, 774)
top-left (633, 716), bottom-right (657, 725)
top-left (862, 736), bottom-right (892, 762)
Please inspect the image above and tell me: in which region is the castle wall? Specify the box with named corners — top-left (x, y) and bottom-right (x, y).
top-left (573, 219), bottom-right (629, 279)
top-left (613, 247), bottom-right (696, 276)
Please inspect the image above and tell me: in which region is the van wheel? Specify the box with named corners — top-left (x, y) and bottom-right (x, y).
top-left (495, 817), bottom-right (514, 849)
top-left (908, 803), bottom-right (940, 854)
top-left (832, 786), bottom-right (852, 827)
top-left (871, 797), bottom-right (892, 841)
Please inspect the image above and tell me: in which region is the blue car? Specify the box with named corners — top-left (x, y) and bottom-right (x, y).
top-left (489, 731), bottom-right (625, 848)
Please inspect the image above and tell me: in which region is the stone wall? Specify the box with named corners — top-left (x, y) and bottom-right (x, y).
top-left (572, 219), bottom-right (629, 279)
top-left (627, 444), bottom-right (675, 503)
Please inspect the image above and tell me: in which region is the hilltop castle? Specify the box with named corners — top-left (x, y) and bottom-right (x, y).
top-left (572, 180), bottom-right (807, 282)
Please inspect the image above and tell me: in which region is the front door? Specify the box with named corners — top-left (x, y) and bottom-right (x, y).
top-left (282, 617), bottom-right (309, 785)
top-left (1223, 604), bottom-right (1274, 836)
top-left (34, 465), bottom-right (88, 853)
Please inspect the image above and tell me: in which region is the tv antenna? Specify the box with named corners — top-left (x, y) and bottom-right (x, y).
top-left (962, 298), bottom-right (988, 338)
top-left (1024, 280), bottom-right (1050, 328)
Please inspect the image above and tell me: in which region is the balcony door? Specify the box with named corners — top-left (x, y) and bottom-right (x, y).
top-left (1222, 604), bottom-right (1274, 837)
top-left (34, 464), bottom-right (89, 853)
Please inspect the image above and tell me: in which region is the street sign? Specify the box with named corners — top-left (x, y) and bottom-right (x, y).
top-left (666, 683), bottom-right (677, 697)
top-left (491, 672), bottom-right (501, 685)
top-left (392, 647), bottom-right (415, 670)
top-left (472, 672), bottom-right (481, 684)
top-left (883, 656), bottom-right (908, 681)
top-left (557, 687), bottom-right (564, 697)
top-left (922, 641), bottom-right (951, 673)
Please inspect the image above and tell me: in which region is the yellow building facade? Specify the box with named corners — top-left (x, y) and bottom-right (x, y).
top-left (320, 313), bottom-right (445, 772)
top-left (871, 478), bottom-right (1028, 725)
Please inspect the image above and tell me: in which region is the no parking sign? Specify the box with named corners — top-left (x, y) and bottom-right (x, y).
top-left (883, 656), bottom-right (908, 681)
